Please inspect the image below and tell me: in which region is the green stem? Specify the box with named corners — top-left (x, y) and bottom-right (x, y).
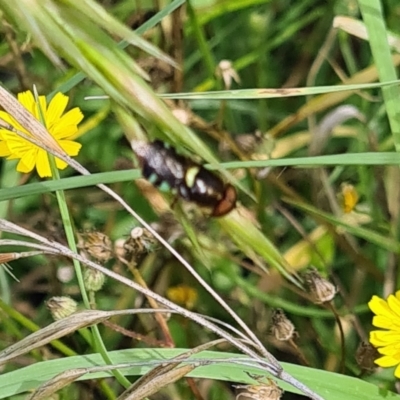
top-left (187, 0), bottom-right (218, 87)
top-left (48, 157), bottom-right (130, 390)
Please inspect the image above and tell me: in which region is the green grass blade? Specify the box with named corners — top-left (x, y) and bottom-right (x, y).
top-left (358, 0), bottom-right (400, 151)
top-left (0, 348), bottom-right (398, 400)
top-left (161, 80), bottom-right (400, 100)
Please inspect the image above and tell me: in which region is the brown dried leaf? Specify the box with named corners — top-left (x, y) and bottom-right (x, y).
top-left (0, 310), bottom-right (113, 366)
top-left (26, 368), bottom-right (88, 400)
top-left (118, 364), bottom-right (195, 400)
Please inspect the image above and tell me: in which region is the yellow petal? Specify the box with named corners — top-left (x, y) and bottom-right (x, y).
top-left (47, 93), bottom-right (69, 128)
top-left (388, 294), bottom-right (400, 318)
top-left (370, 330), bottom-right (400, 347)
top-left (6, 135), bottom-right (33, 156)
top-left (16, 149), bottom-right (36, 173)
top-left (0, 141), bottom-right (11, 156)
top-left (369, 296), bottom-right (395, 319)
top-left (0, 111), bottom-right (26, 133)
top-left (52, 108), bottom-right (84, 138)
top-left (59, 140), bottom-right (81, 157)
top-left (0, 111), bottom-right (14, 125)
top-left (52, 124), bottom-right (79, 140)
top-left (373, 315), bottom-right (400, 330)
top-left (55, 157), bottom-right (68, 170)
top-left (35, 149), bottom-right (52, 177)
top-left (18, 91), bottom-right (37, 116)
top-left (377, 345), bottom-right (400, 356)
top-left (375, 355), bottom-right (399, 368)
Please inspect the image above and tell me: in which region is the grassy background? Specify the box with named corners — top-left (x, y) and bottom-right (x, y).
top-left (0, 0), bottom-right (400, 399)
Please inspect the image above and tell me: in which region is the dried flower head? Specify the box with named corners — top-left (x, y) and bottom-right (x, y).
top-left (46, 296), bottom-right (78, 320)
top-left (302, 267), bottom-right (337, 304)
top-left (0, 91), bottom-right (83, 177)
top-left (120, 227), bottom-right (158, 265)
top-left (234, 376), bottom-right (283, 400)
top-left (369, 291), bottom-right (400, 378)
top-left (356, 340), bottom-right (379, 373)
top-left (78, 230), bottom-right (113, 263)
top-left (269, 309), bottom-right (295, 341)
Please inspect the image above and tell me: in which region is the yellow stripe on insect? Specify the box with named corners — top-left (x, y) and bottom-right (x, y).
top-left (185, 166), bottom-right (200, 187)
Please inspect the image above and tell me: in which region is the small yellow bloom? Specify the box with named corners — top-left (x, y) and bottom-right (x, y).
top-left (339, 183), bottom-right (359, 213)
top-left (0, 90), bottom-right (83, 177)
top-left (369, 291), bottom-right (400, 377)
top-left (166, 284), bottom-right (198, 309)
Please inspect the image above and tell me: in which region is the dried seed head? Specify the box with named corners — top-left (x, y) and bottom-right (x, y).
top-left (269, 309), bottom-right (295, 341)
top-left (234, 377), bottom-right (283, 400)
top-left (356, 341), bottom-right (379, 373)
top-left (118, 227), bottom-right (158, 265)
top-left (302, 267), bottom-right (337, 304)
top-left (216, 59), bottom-right (241, 89)
top-left (137, 56), bottom-right (173, 88)
top-left (84, 268), bottom-right (105, 292)
top-left (114, 238), bottom-right (127, 261)
top-left (46, 296), bottom-right (78, 320)
top-left (78, 231), bottom-right (113, 263)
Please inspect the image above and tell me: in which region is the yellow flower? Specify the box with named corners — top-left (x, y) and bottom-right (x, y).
top-left (0, 90), bottom-right (83, 177)
top-left (369, 291), bottom-right (400, 377)
top-left (166, 284), bottom-right (198, 309)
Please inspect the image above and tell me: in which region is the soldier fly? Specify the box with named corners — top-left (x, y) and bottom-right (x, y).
top-left (131, 140), bottom-right (236, 217)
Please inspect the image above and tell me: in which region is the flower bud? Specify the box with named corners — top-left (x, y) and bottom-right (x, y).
top-left (46, 296), bottom-right (77, 320)
top-left (84, 268), bottom-right (105, 292)
top-left (356, 341), bottom-right (379, 373)
top-left (269, 309), bottom-right (295, 341)
top-left (302, 267), bottom-right (337, 304)
top-left (78, 231), bottom-right (113, 263)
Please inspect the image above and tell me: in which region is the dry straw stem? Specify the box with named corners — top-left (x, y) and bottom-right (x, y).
top-left (118, 364), bottom-right (196, 400)
top-left (25, 340), bottom-right (248, 400)
top-left (23, 322), bottom-right (223, 400)
top-left (0, 308), bottom-right (172, 366)
top-left (26, 369), bottom-right (88, 400)
top-left (333, 16), bottom-right (400, 53)
top-left (116, 341), bottom-right (221, 400)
